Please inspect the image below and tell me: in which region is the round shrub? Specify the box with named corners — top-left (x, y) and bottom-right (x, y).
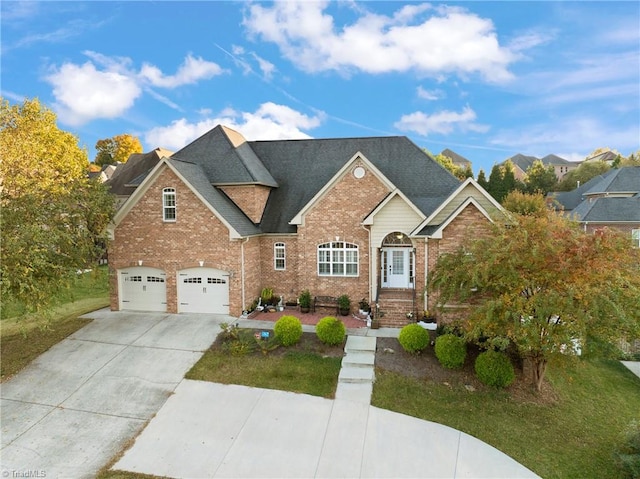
top-left (474, 350), bottom-right (516, 388)
top-left (274, 315), bottom-right (303, 346)
top-left (434, 334), bottom-right (467, 369)
top-left (398, 323), bottom-right (430, 354)
top-left (316, 316), bottom-right (346, 346)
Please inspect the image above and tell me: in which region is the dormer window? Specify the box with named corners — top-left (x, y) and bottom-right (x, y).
top-left (163, 188), bottom-right (176, 222)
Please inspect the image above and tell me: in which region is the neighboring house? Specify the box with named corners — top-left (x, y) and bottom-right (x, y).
top-left (106, 148), bottom-right (173, 208)
top-left (584, 150), bottom-right (619, 166)
top-left (89, 163), bottom-right (120, 182)
top-left (504, 153), bottom-right (578, 181)
top-left (549, 166), bottom-right (640, 244)
top-left (108, 126), bottom-right (507, 326)
top-left (440, 148), bottom-right (472, 172)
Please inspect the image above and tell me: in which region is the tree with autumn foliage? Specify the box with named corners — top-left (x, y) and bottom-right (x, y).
top-left (429, 210), bottom-right (640, 391)
top-left (94, 133), bottom-right (143, 166)
top-left (0, 97), bottom-right (115, 314)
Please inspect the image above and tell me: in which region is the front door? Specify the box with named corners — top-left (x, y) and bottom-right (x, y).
top-left (381, 248), bottom-right (411, 288)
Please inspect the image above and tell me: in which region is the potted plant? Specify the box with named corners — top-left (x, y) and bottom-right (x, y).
top-left (358, 298), bottom-right (370, 315)
top-left (298, 289), bottom-right (312, 313)
top-left (261, 287), bottom-right (274, 306)
top-left (338, 294), bottom-right (351, 316)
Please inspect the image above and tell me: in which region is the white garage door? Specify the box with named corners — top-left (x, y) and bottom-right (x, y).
top-left (119, 267), bottom-right (167, 312)
top-left (177, 267), bottom-right (229, 314)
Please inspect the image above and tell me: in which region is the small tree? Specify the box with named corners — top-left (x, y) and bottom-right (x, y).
top-left (429, 210), bottom-right (640, 391)
top-left (524, 160), bottom-right (558, 195)
top-left (502, 190), bottom-right (547, 217)
top-left (94, 133), bottom-right (143, 166)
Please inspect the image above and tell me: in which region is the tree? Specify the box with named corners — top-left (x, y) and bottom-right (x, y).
top-left (556, 160), bottom-right (610, 191)
top-left (429, 210), bottom-right (640, 391)
top-left (524, 160), bottom-right (558, 195)
top-left (94, 134), bottom-right (143, 166)
top-left (476, 169), bottom-right (489, 190)
top-left (502, 190), bottom-right (547, 217)
top-left (0, 97), bottom-right (115, 314)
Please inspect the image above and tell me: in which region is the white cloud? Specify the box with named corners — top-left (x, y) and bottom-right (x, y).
top-left (490, 116), bottom-right (640, 157)
top-left (46, 61), bottom-right (141, 126)
top-left (44, 52), bottom-right (223, 125)
top-left (144, 102), bottom-right (325, 150)
top-left (139, 54), bottom-right (223, 88)
top-left (394, 106), bottom-right (489, 136)
top-left (251, 53), bottom-right (276, 80)
top-left (243, 2), bottom-right (518, 83)
top-left (417, 86), bottom-right (444, 101)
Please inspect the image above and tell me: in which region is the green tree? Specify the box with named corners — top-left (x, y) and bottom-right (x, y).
top-left (94, 133), bottom-right (143, 166)
top-left (429, 211), bottom-right (640, 391)
top-left (476, 169), bottom-right (489, 190)
top-left (524, 160), bottom-right (558, 195)
top-left (556, 160), bottom-right (610, 191)
top-left (502, 190), bottom-right (547, 217)
top-left (0, 97), bottom-right (115, 314)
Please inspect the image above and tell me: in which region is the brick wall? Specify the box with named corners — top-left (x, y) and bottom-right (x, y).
top-left (219, 185), bottom-right (271, 223)
top-left (110, 166), bottom-right (246, 314)
top-left (296, 161), bottom-right (390, 312)
top-left (258, 236), bottom-right (300, 305)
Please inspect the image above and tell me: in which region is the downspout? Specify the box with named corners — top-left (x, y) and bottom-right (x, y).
top-left (241, 237), bottom-right (250, 314)
top-left (424, 237), bottom-right (429, 313)
top-left (361, 224), bottom-right (373, 303)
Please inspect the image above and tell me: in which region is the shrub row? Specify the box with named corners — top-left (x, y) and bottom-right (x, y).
top-left (397, 324), bottom-right (516, 388)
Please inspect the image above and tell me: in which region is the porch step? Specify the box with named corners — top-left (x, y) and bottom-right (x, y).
top-left (344, 335), bottom-right (376, 354)
top-left (336, 336), bottom-right (376, 403)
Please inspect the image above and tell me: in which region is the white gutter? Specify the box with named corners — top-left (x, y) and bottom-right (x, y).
top-left (240, 237), bottom-right (250, 312)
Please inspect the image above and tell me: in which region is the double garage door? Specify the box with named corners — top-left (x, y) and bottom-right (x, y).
top-left (119, 266), bottom-right (229, 314)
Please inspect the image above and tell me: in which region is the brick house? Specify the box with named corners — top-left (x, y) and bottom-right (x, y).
top-left (108, 126), bottom-right (506, 327)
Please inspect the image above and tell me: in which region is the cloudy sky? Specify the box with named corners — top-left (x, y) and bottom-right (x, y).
top-left (2, 1), bottom-right (638, 174)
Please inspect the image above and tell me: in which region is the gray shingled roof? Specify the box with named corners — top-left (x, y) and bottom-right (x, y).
top-left (106, 149), bottom-right (164, 196)
top-left (570, 196), bottom-right (640, 222)
top-left (541, 154), bottom-right (571, 165)
top-left (172, 125), bottom-right (278, 187)
top-left (170, 159), bottom-right (261, 237)
top-left (584, 166), bottom-right (640, 196)
top-left (505, 153), bottom-right (570, 172)
top-left (549, 171), bottom-right (613, 211)
top-left (248, 135), bottom-right (461, 233)
top-left (440, 148), bottom-right (471, 167)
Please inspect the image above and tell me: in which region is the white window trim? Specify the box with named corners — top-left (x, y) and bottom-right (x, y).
top-left (632, 229), bottom-right (640, 248)
top-left (317, 241), bottom-right (359, 277)
top-left (163, 187), bottom-right (176, 222)
top-left (274, 242), bottom-right (286, 270)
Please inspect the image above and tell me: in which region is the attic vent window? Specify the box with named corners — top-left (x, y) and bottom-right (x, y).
top-left (353, 166), bottom-right (365, 179)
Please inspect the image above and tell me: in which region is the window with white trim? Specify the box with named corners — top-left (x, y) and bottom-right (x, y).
top-left (318, 242), bottom-right (358, 276)
top-left (632, 229), bottom-right (640, 248)
top-left (274, 242), bottom-right (286, 270)
top-left (163, 188), bottom-right (176, 222)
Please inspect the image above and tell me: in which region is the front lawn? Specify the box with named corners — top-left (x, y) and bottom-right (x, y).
top-left (1, 267), bottom-right (109, 381)
top-left (373, 357), bottom-right (640, 479)
top-left (186, 329), bottom-right (343, 398)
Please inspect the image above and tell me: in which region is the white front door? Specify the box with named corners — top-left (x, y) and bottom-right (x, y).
top-left (381, 248), bottom-right (412, 288)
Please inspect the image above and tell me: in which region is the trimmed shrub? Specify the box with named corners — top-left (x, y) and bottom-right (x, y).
top-left (316, 316), bottom-right (346, 346)
top-left (615, 421), bottom-right (640, 479)
top-left (398, 323), bottom-right (430, 354)
top-left (475, 350), bottom-right (516, 388)
top-left (435, 334), bottom-right (467, 369)
top-left (274, 315), bottom-right (303, 346)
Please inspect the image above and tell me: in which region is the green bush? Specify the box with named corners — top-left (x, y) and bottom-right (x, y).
top-left (435, 334), bottom-right (467, 369)
top-left (616, 420), bottom-right (640, 479)
top-left (474, 350), bottom-right (516, 388)
top-left (398, 323), bottom-right (430, 354)
top-left (316, 316), bottom-right (346, 346)
top-left (274, 315), bottom-right (303, 346)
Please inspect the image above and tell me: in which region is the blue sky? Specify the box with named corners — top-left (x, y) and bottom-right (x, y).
top-left (2, 1), bottom-right (639, 175)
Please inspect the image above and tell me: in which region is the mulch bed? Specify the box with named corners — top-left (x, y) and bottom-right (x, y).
top-left (247, 307), bottom-right (367, 329)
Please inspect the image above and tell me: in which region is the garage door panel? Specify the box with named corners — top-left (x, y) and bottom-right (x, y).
top-left (119, 267), bottom-right (167, 312)
top-left (178, 268), bottom-right (229, 314)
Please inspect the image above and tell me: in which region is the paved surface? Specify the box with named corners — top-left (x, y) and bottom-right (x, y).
top-left (1, 309), bottom-right (226, 479)
top-left (114, 381), bottom-right (539, 478)
top-left (621, 361), bottom-right (640, 380)
top-left (2, 309), bottom-right (540, 479)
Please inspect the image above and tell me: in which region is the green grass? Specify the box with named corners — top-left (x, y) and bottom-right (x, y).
top-left (372, 358), bottom-right (640, 479)
top-left (1, 267), bottom-right (109, 381)
top-left (186, 349), bottom-right (342, 398)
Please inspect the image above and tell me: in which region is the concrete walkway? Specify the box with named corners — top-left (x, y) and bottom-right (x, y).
top-left (621, 361), bottom-right (640, 380)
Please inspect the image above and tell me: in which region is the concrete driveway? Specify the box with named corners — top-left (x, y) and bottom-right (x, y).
top-left (1, 308), bottom-right (226, 479)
